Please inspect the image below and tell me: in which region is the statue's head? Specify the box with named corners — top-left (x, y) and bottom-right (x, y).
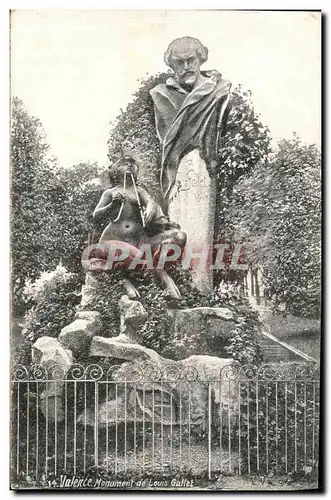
top-left (164, 36), bottom-right (208, 89)
top-left (109, 155), bottom-right (139, 185)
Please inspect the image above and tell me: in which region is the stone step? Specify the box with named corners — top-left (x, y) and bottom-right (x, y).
top-left (259, 331), bottom-right (317, 363)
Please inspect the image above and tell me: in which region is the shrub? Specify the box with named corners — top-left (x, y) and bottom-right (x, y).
top-left (15, 265), bottom-right (81, 364)
top-left (79, 267), bottom-right (263, 365)
top-left (78, 271), bottom-right (124, 338)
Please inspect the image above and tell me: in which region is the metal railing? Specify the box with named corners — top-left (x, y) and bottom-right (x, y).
top-left (10, 362), bottom-right (320, 486)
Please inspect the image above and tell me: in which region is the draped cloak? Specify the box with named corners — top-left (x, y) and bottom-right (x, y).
top-left (150, 70), bottom-right (232, 210)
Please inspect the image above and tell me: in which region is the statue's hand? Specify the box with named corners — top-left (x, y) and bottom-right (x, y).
top-left (112, 192), bottom-right (125, 203)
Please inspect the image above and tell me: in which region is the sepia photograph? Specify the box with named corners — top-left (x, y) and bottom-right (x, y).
top-left (9, 9), bottom-right (321, 491)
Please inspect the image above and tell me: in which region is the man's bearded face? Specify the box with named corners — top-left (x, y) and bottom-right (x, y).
top-left (170, 45), bottom-right (201, 89)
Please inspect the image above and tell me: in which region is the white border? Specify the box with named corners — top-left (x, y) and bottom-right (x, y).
top-left (1, 2), bottom-right (327, 498)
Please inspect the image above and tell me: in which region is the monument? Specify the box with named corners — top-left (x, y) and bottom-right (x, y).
top-left (150, 36), bottom-right (232, 292)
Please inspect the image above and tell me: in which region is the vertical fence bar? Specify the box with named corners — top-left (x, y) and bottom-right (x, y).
top-left (26, 382), bottom-right (29, 477)
top-left (54, 382), bottom-right (57, 476)
top-left (304, 383), bottom-right (307, 467)
top-left (142, 384), bottom-right (145, 474)
top-left (256, 381), bottom-right (259, 472)
top-left (228, 380), bottom-right (232, 473)
top-left (161, 380), bottom-right (164, 475)
top-left (152, 384), bottom-right (155, 472)
top-left (208, 383), bottom-right (212, 480)
top-left (84, 381), bottom-right (87, 473)
top-left (317, 382), bottom-right (320, 466)
top-left (219, 381), bottom-right (223, 473)
top-left (275, 381), bottom-right (278, 473)
top-left (179, 385), bottom-right (182, 469)
top-left (94, 382), bottom-right (98, 467)
top-left (74, 381), bottom-right (77, 474)
top-left (64, 382), bottom-right (67, 472)
top-left (266, 381), bottom-right (269, 474)
top-left (247, 382), bottom-right (250, 475)
top-left (312, 382), bottom-right (315, 469)
top-left (106, 382), bottom-right (109, 473)
top-left (170, 388), bottom-right (173, 471)
top-left (115, 384), bottom-right (118, 475)
top-left (134, 385), bottom-right (137, 471)
top-left (124, 381), bottom-right (127, 473)
top-left (188, 384), bottom-right (191, 470)
top-left (36, 383), bottom-right (39, 479)
top-left (16, 383), bottom-right (20, 478)
top-left (45, 382), bottom-right (48, 479)
top-left (294, 382), bottom-right (297, 471)
top-left (238, 381), bottom-right (241, 475)
top-left (285, 382), bottom-right (288, 474)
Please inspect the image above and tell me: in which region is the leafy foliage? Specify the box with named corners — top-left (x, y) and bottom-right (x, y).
top-left (78, 271), bottom-right (124, 338)
top-left (15, 265), bottom-right (81, 364)
top-left (107, 75), bottom-right (271, 223)
top-left (224, 313), bottom-right (263, 365)
top-left (11, 98), bottom-right (58, 312)
top-left (230, 136), bottom-right (321, 318)
top-left (50, 163), bottom-right (107, 275)
top-left (11, 97), bottom-right (108, 313)
top-left (216, 85), bottom-right (271, 233)
top-left (107, 73), bottom-right (166, 203)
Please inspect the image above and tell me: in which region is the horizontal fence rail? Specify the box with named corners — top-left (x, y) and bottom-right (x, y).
top-left (10, 362), bottom-right (320, 487)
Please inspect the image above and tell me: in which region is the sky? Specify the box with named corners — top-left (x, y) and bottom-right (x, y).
top-left (10, 9), bottom-right (321, 167)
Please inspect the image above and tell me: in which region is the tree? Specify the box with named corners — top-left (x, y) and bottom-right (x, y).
top-left (50, 162), bottom-right (108, 275)
top-left (230, 135), bottom-right (321, 318)
top-left (11, 97), bottom-right (59, 312)
top-left (216, 85), bottom-right (271, 233)
top-left (11, 98), bottom-right (108, 313)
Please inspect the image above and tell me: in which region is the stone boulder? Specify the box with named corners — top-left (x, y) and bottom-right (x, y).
top-left (90, 335), bottom-right (169, 366)
top-left (81, 336), bottom-right (241, 429)
top-left (118, 295), bottom-right (148, 341)
top-left (32, 337), bottom-right (73, 422)
top-left (32, 336), bottom-right (73, 371)
top-left (179, 355), bottom-right (242, 427)
top-left (58, 310), bottom-right (102, 354)
top-left (167, 307), bottom-right (237, 359)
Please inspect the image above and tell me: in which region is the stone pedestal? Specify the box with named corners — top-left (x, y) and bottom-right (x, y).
top-left (168, 149), bottom-right (216, 293)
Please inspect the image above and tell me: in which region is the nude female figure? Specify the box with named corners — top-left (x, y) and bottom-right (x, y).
top-left (92, 156), bottom-right (187, 299)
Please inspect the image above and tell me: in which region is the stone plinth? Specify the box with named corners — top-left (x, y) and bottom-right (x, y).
top-left (168, 149), bottom-right (216, 293)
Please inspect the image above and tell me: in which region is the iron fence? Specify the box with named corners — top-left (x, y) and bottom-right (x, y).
top-left (10, 362), bottom-right (320, 486)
